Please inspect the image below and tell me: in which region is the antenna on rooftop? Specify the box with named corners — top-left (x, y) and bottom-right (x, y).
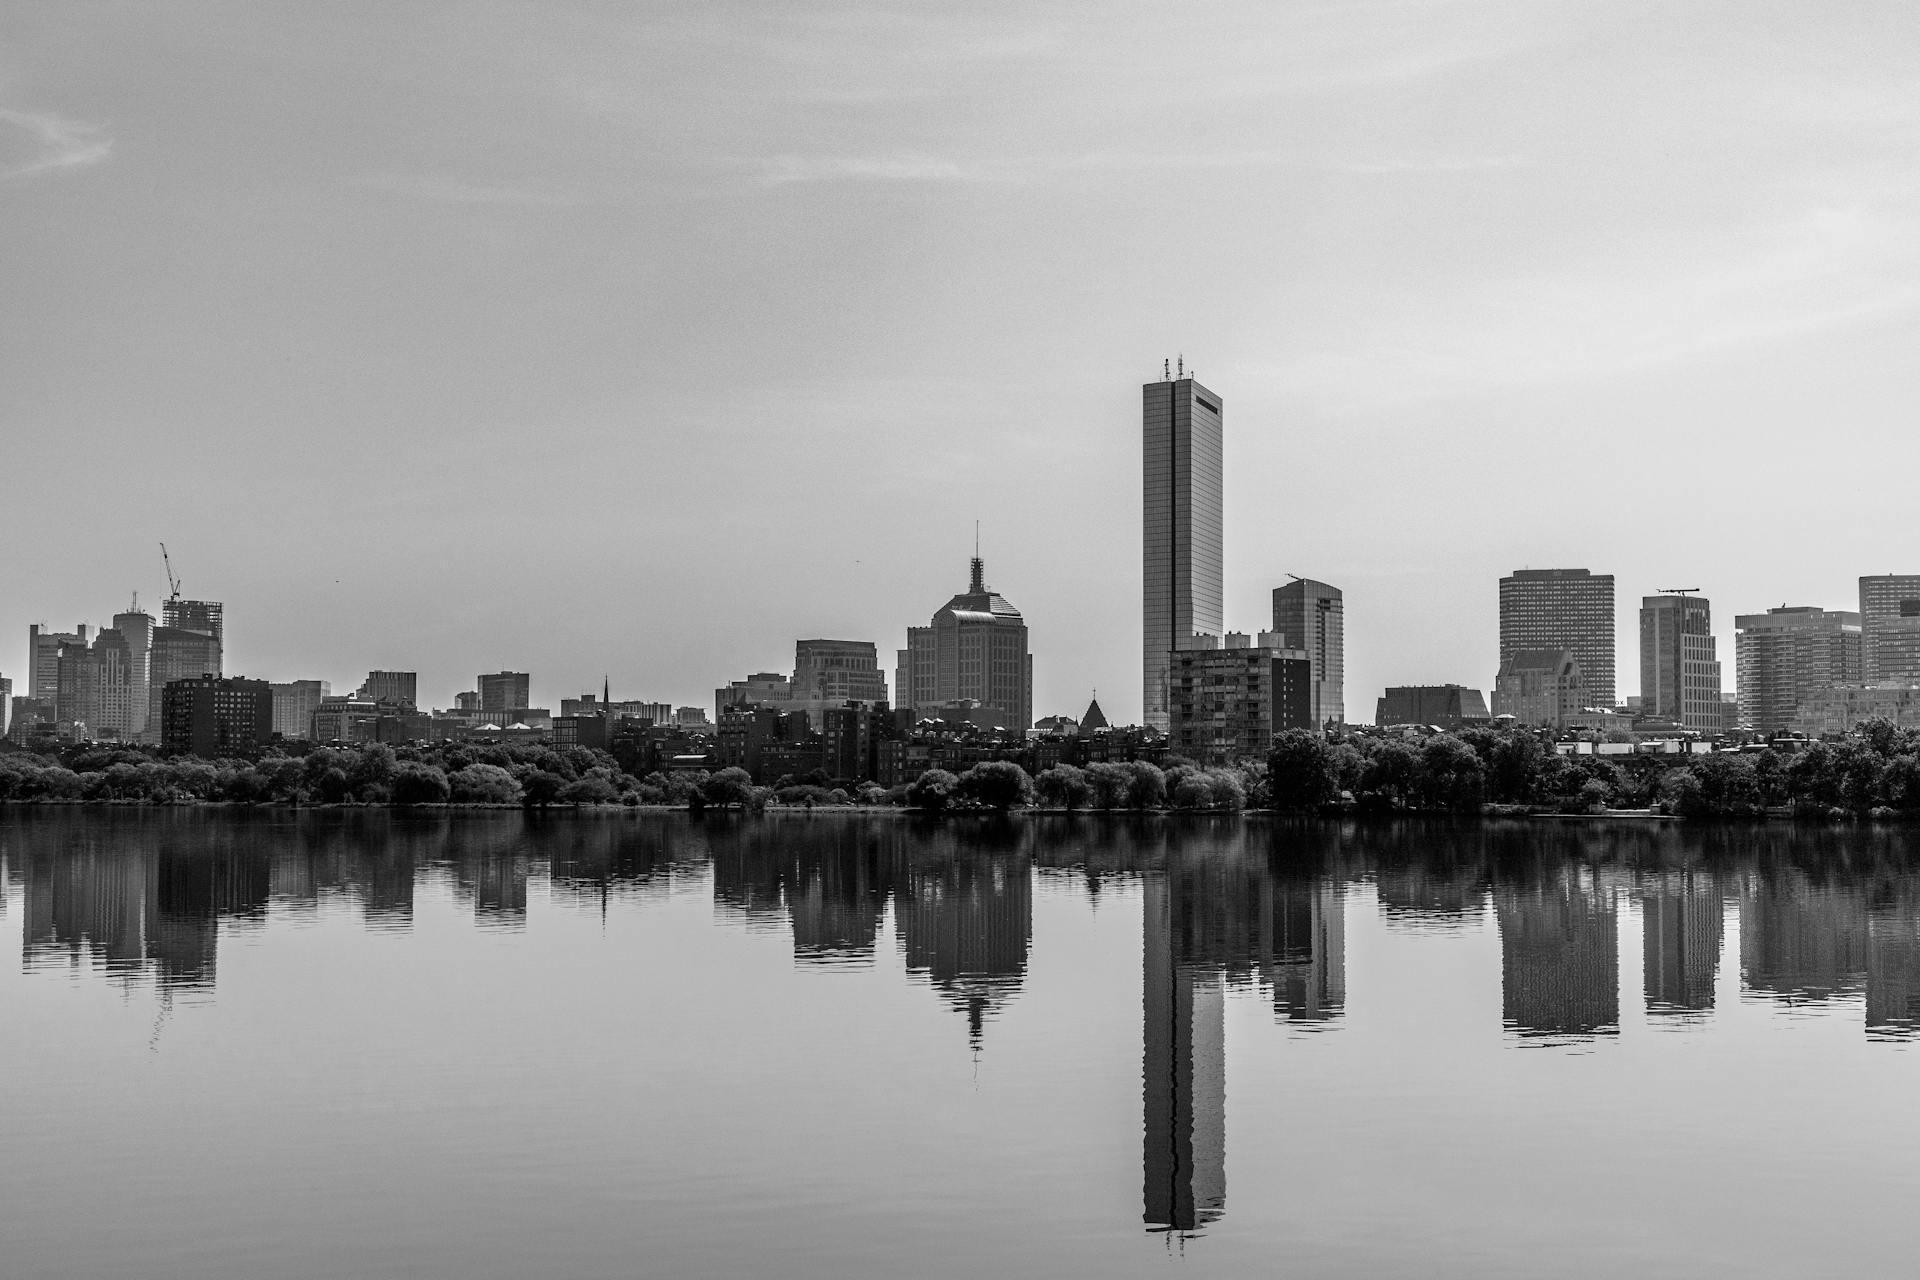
top-left (1177, 354), bottom-right (1184, 377)
top-left (1163, 358), bottom-right (1171, 380)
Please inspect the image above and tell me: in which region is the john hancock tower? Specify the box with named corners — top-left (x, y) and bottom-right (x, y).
top-left (1143, 364), bottom-right (1224, 732)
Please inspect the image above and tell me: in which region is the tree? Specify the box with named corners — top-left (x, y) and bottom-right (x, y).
top-left (448, 763), bottom-right (522, 805)
top-left (701, 767), bottom-right (755, 809)
top-left (1125, 761), bottom-right (1166, 810)
top-left (1085, 762), bottom-right (1133, 811)
top-left (1035, 764), bottom-right (1092, 811)
top-left (956, 761), bottom-right (1036, 812)
top-left (390, 762), bottom-right (451, 807)
top-left (1267, 730), bottom-right (1336, 812)
top-left (560, 773), bottom-right (620, 804)
top-left (906, 768), bottom-right (959, 812)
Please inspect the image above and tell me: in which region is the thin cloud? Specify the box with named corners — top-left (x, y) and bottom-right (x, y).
top-left (1341, 154), bottom-right (1530, 175)
top-left (359, 173), bottom-right (583, 208)
top-left (741, 153), bottom-right (981, 185)
top-left (0, 108), bottom-right (111, 180)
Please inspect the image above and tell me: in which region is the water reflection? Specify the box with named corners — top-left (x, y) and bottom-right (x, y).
top-left (10, 810), bottom-right (1920, 1246)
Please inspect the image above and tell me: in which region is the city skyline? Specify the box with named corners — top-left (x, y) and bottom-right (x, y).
top-left (7, 6), bottom-right (1918, 727)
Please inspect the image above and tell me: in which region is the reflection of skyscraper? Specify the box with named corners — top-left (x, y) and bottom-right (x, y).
top-left (896, 852), bottom-right (1032, 1045)
top-left (1141, 871), bottom-right (1226, 1236)
top-left (1639, 871), bottom-right (1723, 1016)
top-left (1740, 873), bottom-right (1866, 1004)
top-left (1143, 371), bottom-right (1224, 732)
top-left (1496, 874), bottom-right (1618, 1039)
top-left (787, 836), bottom-right (894, 963)
top-left (1265, 880), bottom-right (1345, 1023)
top-left (1867, 889), bottom-right (1920, 1036)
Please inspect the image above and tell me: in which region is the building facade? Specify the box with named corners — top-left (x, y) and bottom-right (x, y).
top-left (790, 640), bottom-right (889, 723)
top-left (1640, 594), bottom-right (1724, 734)
top-left (1165, 632), bottom-right (1311, 765)
top-left (1499, 569), bottom-right (1616, 707)
top-left (1735, 606), bottom-right (1863, 734)
top-left (1270, 578), bottom-right (1344, 729)
top-left (1143, 372), bottom-right (1224, 732)
top-left (161, 675), bottom-right (273, 757)
top-left (1375, 685), bottom-right (1492, 729)
top-left (478, 671), bottom-right (531, 713)
top-left (1860, 575), bottom-right (1920, 684)
top-left (357, 671), bottom-right (418, 707)
top-left (147, 626), bottom-right (223, 741)
top-left (1793, 684), bottom-right (1920, 736)
top-left (270, 679), bottom-right (331, 740)
top-left (56, 628), bottom-right (138, 738)
top-left (162, 598), bottom-right (224, 644)
top-left (896, 557), bottom-right (1032, 731)
top-left (1492, 649), bottom-right (1587, 729)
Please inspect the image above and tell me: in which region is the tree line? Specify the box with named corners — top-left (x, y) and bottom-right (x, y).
top-left (5, 722), bottom-right (1920, 818)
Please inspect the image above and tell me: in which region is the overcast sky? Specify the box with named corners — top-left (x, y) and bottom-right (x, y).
top-left (5, 1), bottom-right (1918, 721)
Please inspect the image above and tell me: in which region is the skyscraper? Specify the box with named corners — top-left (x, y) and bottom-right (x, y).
top-left (1143, 370), bottom-right (1223, 732)
top-left (1734, 606), bottom-right (1862, 734)
top-left (1498, 569), bottom-right (1615, 707)
top-left (147, 626), bottom-right (222, 741)
top-left (789, 639), bottom-right (889, 722)
top-left (1859, 575), bottom-right (1920, 684)
top-left (478, 671), bottom-right (531, 713)
top-left (1640, 594), bottom-right (1723, 732)
top-left (162, 598), bottom-right (224, 646)
top-left (896, 557), bottom-right (1032, 731)
top-left (1271, 578), bottom-right (1344, 728)
top-left (112, 604), bottom-right (154, 740)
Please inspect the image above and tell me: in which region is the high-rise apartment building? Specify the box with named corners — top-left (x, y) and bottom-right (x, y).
top-left (1498, 569), bottom-right (1615, 707)
top-left (1143, 371), bottom-right (1224, 732)
top-left (1270, 579), bottom-right (1344, 728)
top-left (161, 675), bottom-right (273, 757)
top-left (1860, 575), bottom-right (1920, 684)
top-left (1735, 606), bottom-right (1862, 734)
top-left (1640, 594), bottom-right (1723, 733)
top-left (478, 671), bottom-right (531, 712)
top-left (1165, 632), bottom-right (1311, 765)
top-left (896, 557), bottom-right (1032, 731)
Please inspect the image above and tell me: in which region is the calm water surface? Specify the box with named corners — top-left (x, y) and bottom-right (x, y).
top-left (4, 810), bottom-right (1919, 1278)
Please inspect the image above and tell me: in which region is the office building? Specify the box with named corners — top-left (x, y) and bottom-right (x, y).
top-left (1792, 684), bottom-right (1920, 735)
top-left (1270, 578), bottom-right (1344, 728)
top-left (147, 626), bottom-right (223, 741)
top-left (1143, 369), bottom-right (1224, 731)
top-left (357, 671), bottom-right (418, 707)
top-left (111, 605), bottom-right (155, 740)
top-left (1735, 606), bottom-right (1862, 734)
top-left (1165, 632), bottom-right (1311, 765)
top-left (269, 680), bottom-right (331, 740)
top-left (56, 628), bottom-right (137, 738)
top-left (161, 675), bottom-right (273, 757)
top-left (1375, 685), bottom-right (1491, 729)
top-left (1499, 569), bottom-right (1616, 706)
top-left (28, 623), bottom-right (87, 707)
top-left (1640, 594), bottom-right (1724, 733)
top-left (716, 672), bottom-right (792, 720)
top-left (1860, 575), bottom-right (1920, 684)
top-left (478, 671), bottom-right (531, 713)
top-left (0, 675), bottom-right (9, 738)
top-left (1492, 649), bottom-right (1587, 729)
top-left (896, 557), bottom-right (1032, 731)
top-left (790, 640), bottom-right (889, 722)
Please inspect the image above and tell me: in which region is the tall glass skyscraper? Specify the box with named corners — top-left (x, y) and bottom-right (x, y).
top-left (1142, 373), bottom-right (1223, 732)
top-left (1271, 578), bottom-right (1344, 727)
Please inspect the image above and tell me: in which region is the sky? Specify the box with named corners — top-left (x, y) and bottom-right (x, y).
top-left (5, 0), bottom-right (1919, 721)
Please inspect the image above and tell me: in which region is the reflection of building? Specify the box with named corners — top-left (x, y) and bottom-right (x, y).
top-left (1142, 872), bottom-right (1226, 1236)
top-left (1639, 872), bottom-right (1722, 1015)
top-left (1867, 892), bottom-right (1920, 1036)
top-left (1264, 880), bottom-right (1345, 1023)
top-left (896, 852), bottom-right (1032, 1047)
top-left (1143, 372), bottom-right (1225, 732)
top-left (1740, 874), bottom-right (1866, 1003)
top-left (1496, 875), bottom-right (1618, 1038)
top-left (1271, 578), bottom-right (1345, 728)
top-left (1499, 569), bottom-right (1616, 707)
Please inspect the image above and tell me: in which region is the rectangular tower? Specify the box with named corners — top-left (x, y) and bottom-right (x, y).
top-left (1499, 569), bottom-right (1615, 707)
top-left (1271, 579), bottom-right (1344, 728)
top-left (1735, 606), bottom-right (1861, 734)
top-left (1143, 373), bottom-right (1223, 732)
top-left (1860, 575), bottom-right (1920, 684)
top-left (1640, 594), bottom-right (1722, 732)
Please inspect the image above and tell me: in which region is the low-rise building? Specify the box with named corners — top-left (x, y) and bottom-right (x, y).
top-left (1375, 685), bottom-right (1492, 730)
top-left (1492, 649), bottom-right (1587, 729)
top-left (161, 676), bottom-right (273, 757)
top-left (1791, 684), bottom-right (1920, 736)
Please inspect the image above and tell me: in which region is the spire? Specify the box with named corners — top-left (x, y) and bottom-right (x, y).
top-left (603, 672), bottom-right (610, 707)
top-left (970, 556), bottom-right (985, 593)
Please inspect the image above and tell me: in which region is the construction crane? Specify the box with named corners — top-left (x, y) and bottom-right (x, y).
top-left (1657, 588), bottom-right (1700, 731)
top-left (159, 542), bottom-right (182, 603)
